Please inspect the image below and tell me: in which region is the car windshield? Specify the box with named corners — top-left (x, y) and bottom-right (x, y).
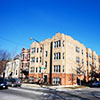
top-left (15, 78), bottom-right (20, 82)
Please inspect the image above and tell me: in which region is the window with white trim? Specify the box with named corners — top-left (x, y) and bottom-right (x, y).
top-left (37, 48), bottom-right (39, 53)
top-left (45, 61), bottom-right (47, 68)
top-left (32, 48), bottom-right (35, 53)
top-left (76, 46), bottom-right (80, 53)
top-left (76, 57), bottom-right (80, 63)
top-left (54, 52), bottom-right (61, 60)
top-left (53, 77), bottom-right (61, 84)
top-left (45, 51), bottom-right (48, 57)
top-left (40, 57), bottom-right (41, 63)
top-left (62, 40), bottom-right (64, 47)
top-left (36, 57), bottom-right (38, 63)
top-left (54, 40), bottom-right (61, 48)
top-left (31, 57), bottom-right (35, 63)
top-left (30, 67), bottom-right (34, 73)
top-left (82, 59), bottom-right (84, 64)
top-left (81, 49), bottom-right (84, 55)
top-left (54, 65), bottom-right (61, 72)
top-left (62, 65), bottom-right (64, 72)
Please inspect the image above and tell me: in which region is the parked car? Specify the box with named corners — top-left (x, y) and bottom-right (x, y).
top-left (92, 81), bottom-right (100, 87)
top-left (0, 77), bottom-right (8, 89)
top-left (7, 78), bottom-right (21, 87)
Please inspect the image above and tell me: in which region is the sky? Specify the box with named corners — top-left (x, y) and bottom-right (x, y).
top-left (0, 0), bottom-right (100, 57)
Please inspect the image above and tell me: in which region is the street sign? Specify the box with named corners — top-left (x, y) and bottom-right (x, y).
top-left (40, 67), bottom-right (46, 69)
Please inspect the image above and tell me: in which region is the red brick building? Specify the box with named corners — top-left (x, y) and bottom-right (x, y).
top-left (20, 48), bottom-right (30, 80)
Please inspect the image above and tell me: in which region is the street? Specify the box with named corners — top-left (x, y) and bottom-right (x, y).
top-left (0, 86), bottom-right (100, 100)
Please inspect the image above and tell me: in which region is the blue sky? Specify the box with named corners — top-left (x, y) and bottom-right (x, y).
top-left (0, 0), bottom-right (100, 56)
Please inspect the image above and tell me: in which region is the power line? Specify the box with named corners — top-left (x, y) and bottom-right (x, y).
top-left (0, 36), bottom-right (26, 46)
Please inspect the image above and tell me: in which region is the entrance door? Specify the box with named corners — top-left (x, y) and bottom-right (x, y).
top-left (44, 75), bottom-right (47, 83)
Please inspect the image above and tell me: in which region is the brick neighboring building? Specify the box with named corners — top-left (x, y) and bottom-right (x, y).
top-left (0, 60), bottom-right (6, 77)
top-left (20, 48), bottom-right (30, 80)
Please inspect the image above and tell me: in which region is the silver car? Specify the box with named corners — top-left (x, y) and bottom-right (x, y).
top-left (7, 78), bottom-right (21, 87)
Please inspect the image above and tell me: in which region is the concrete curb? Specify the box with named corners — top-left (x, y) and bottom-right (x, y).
top-left (22, 83), bottom-right (89, 90)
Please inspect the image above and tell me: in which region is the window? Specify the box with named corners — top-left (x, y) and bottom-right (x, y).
top-left (24, 63), bottom-right (26, 68)
top-left (32, 48), bottom-right (35, 53)
top-left (30, 77), bottom-right (34, 81)
top-left (40, 57), bottom-right (41, 63)
top-left (45, 51), bottom-right (48, 57)
top-left (76, 46), bottom-right (80, 53)
top-left (62, 40), bottom-right (64, 47)
top-left (54, 65), bottom-right (61, 72)
top-left (76, 68), bottom-right (80, 75)
top-left (30, 67), bottom-right (34, 73)
top-left (53, 77), bottom-right (61, 84)
top-left (16, 70), bottom-right (17, 75)
top-left (94, 56), bottom-right (96, 60)
top-left (45, 61), bottom-right (47, 68)
top-left (36, 57), bottom-right (38, 63)
top-left (22, 54), bottom-right (24, 60)
top-left (36, 67), bottom-right (38, 73)
top-left (62, 53), bottom-right (64, 59)
top-left (58, 40), bottom-right (61, 47)
top-left (62, 65), bottom-right (64, 72)
top-left (76, 57), bottom-right (80, 63)
top-left (95, 63), bottom-right (96, 67)
top-left (39, 67), bottom-right (41, 73)
top-left (54, 40), bottom-right (61, 48)
top-left (89, 53), bottom-right (92, 58)
top-left (81, 49), bottom-right (83, 55)
top-left (87, 61), bottom-right (88, 66)
top-left (82, 59), bottom-right (84, 64)
top-left (54, 52), bottom-right (61, 60)
top-left (25, 54), bottom-right (27, 59)
top-left (89, 62), bottom-right (92, 66)
top-left (28, 54), bottom-right (30, 60)
top-left (31, 57), bottom-right (35, 63)
top-left (37, 48), bottom-right (39, 53)
top-left (40, 47), bottom-right (42, 52)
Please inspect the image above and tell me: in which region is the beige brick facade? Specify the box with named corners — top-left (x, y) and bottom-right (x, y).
top-left (29, 32), bottom-right (99, 85)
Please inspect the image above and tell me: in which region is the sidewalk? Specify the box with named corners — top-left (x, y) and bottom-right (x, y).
top-left (22, 83), bottom-right (83, 90)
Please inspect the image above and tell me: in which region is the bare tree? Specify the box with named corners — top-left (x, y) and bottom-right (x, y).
top-left (0, 49), bottom-right (11, 76)
top-left (70, 62), bottom-right (86, 86)
top-left (0, 49), bottom-right (10, 61)
top-left (76, 63), bottom-right (86, 85)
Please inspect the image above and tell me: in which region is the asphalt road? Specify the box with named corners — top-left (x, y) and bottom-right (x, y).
top-left (0, 86), bottom-right (100, 100)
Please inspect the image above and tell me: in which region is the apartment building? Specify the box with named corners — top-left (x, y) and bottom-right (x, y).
top-left (92, 51), bottom-right (99, 72)
top-left (13, 55), bottom-right (21, 78)
top-left (5, 55), bottom-right (21, 78)
top-left (86, 48), bottom-right (93, 81)
top-left (20, 48), bottom-right (30, 80)
top-left (5, 60), bottom-right (13, 78)
top-left (29, 32), bottom-right (87, 85)
top-left (86, 48), bottom-right (99, 81)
